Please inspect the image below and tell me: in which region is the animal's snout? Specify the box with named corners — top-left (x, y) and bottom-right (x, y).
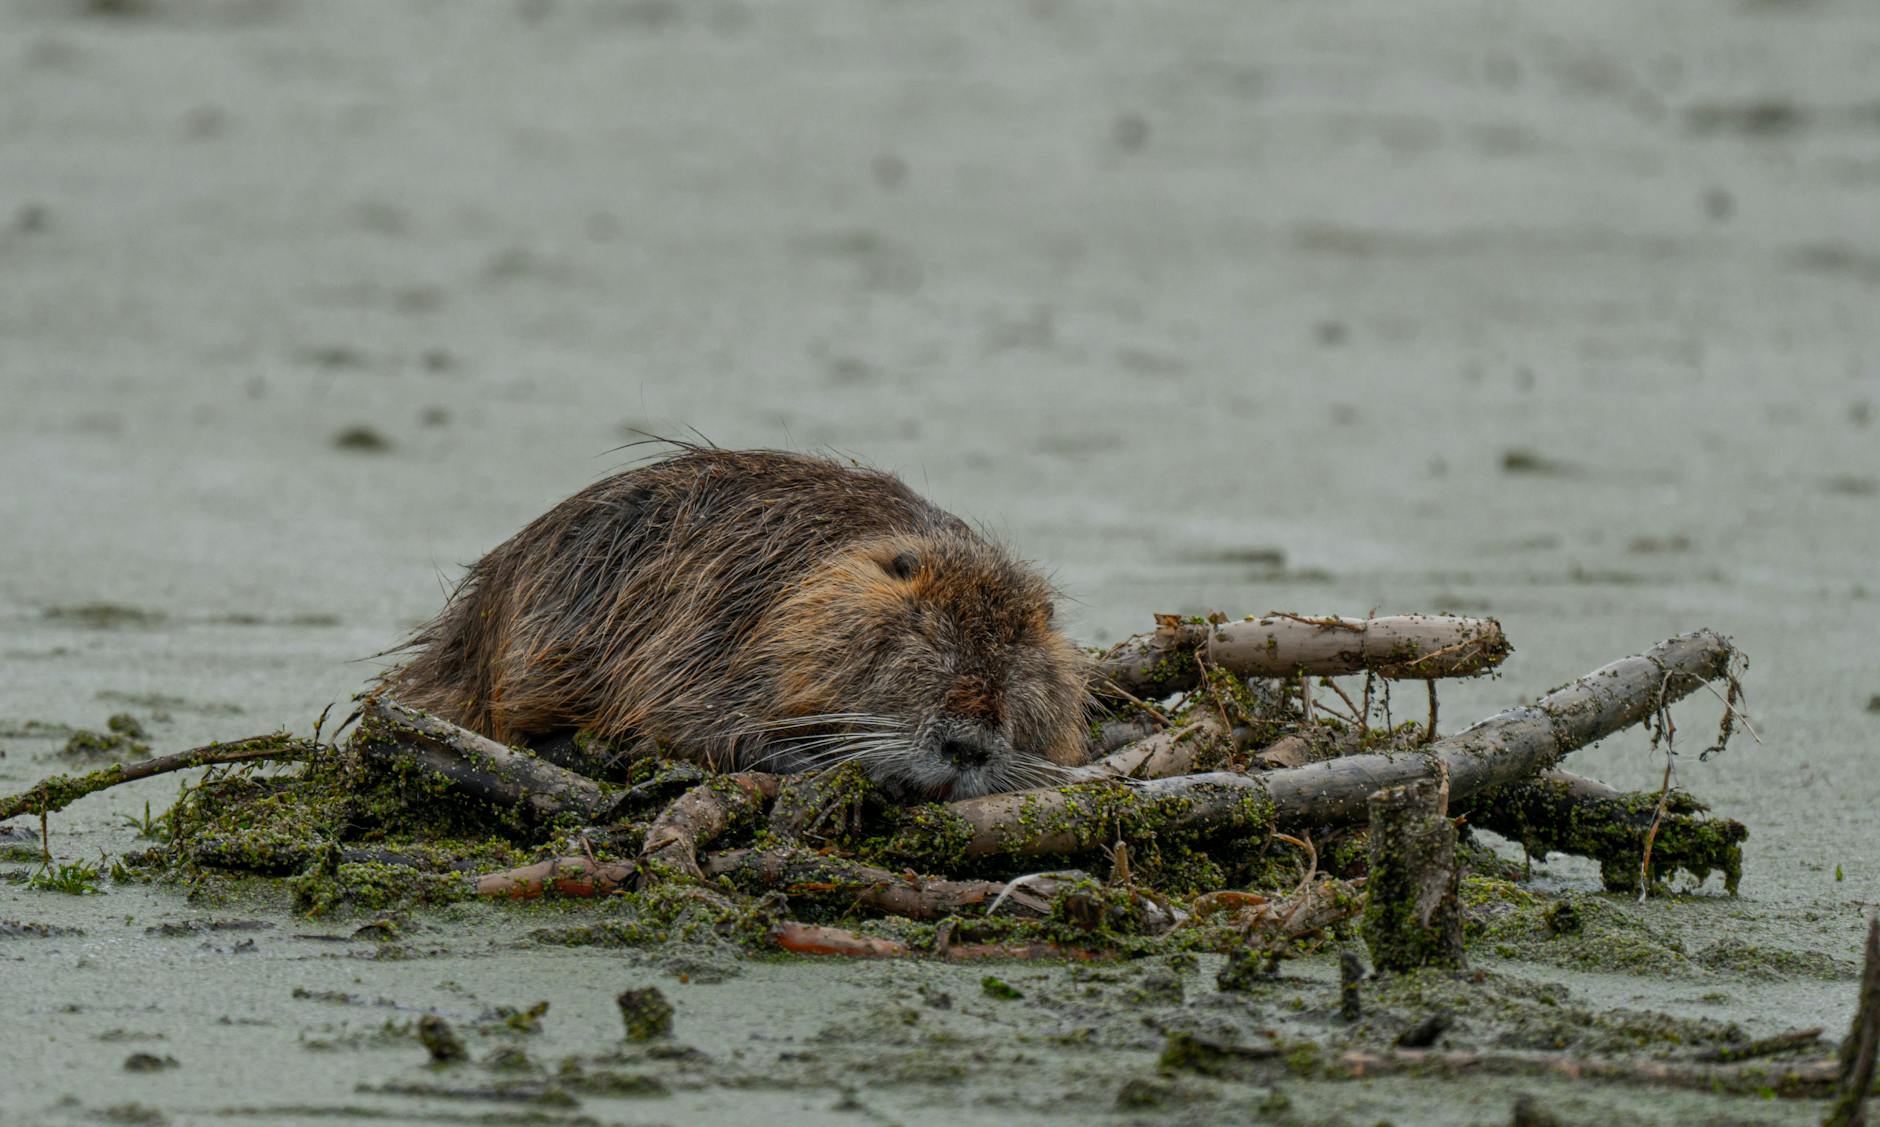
top-left (940, 733), bottom-right (994, 768)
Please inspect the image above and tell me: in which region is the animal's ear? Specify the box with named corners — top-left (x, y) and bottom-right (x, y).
top-left (883, 551), bottom-right (919, 580)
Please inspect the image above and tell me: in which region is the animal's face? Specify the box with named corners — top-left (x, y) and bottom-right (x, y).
top-left (755, 532), bottom-right (1090, 799)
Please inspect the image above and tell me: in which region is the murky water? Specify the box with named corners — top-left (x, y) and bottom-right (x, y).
top-left (3, 2), bottom-right (1877, 1123)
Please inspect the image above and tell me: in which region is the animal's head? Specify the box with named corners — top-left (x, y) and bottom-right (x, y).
top-left (752, 529), bottom-right (1090, 799)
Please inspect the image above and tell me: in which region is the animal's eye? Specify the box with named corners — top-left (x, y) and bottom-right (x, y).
top-left (884, 552), bottom-right (919, 580)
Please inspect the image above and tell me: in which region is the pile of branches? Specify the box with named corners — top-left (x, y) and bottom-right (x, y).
top-left (12, 612), bottom-right (1877, 1116)
top-left (2, 613), bottom-right (1749, 960)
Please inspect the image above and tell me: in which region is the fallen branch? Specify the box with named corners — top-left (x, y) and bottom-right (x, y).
top-left (0, 734), bottom-right (314, 823)
top-left (356, 696), bottom-right (612, 825)
top-left (1465, 769), bottom-right (1746, 894)
top-left (880, 631), bottom-right (1734, 866)
top-left (1098, 613), bottom-right (1509, 698)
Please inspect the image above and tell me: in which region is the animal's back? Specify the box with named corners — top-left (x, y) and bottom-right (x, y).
top-left (383, 448), bottom-right (958, 751)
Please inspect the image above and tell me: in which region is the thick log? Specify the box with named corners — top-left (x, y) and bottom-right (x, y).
top-left (880, 631), bottom-right (1733, 865)
top-left (1097, 613), bottom-right (1510, 698)
top-left (356, 696), bottom-right (612, 825)
top-left (1361, 778), bottom-right (1464, 972)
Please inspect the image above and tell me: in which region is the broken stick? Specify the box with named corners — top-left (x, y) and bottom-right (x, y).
top-left (1362, 778), bottom-right (1465, 972)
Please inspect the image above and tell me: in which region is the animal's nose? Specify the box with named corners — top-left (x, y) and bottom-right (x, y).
top-left (940, 735), bottom-right (992, 768)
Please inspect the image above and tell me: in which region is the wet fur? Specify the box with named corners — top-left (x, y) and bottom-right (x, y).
top-left (381, 448), bottom-right (1091, 798)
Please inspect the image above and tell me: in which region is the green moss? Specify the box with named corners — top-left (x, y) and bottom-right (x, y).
top-left (60, 726), bottom-right (150, 761)
top-left (980, 974), bottom-right (1023, 999)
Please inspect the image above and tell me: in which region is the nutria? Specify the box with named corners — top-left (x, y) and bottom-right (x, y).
top-left (381, 447), bottom-right (1091, 799)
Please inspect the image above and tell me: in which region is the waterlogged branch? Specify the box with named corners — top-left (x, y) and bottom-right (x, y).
top-left (0, 734), bottom-right (314, 823)
top-left (1098, 613), bottom-right (1510, 698)
top-left (1465, 769), bottom-right (1747, 894)
top-left (881, 631), bottom-right (1734, 866)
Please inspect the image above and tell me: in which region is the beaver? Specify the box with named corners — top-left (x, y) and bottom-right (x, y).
top-left (381, 447), bottom-right (1091, 799)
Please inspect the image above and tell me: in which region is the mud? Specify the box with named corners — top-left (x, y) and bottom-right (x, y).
top-left (3, 1), bottom-right (1878, 1124)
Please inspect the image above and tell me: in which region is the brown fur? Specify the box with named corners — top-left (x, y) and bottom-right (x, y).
top-left (381, 448), bottom-right (1091, 798)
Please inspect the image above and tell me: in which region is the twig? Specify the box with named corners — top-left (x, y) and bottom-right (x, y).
top-left (1096, 677), bottom-right (1172, 728)
top-left (1266, 611), bottom-right (1366, 632)
top-left (1423, 679), bottom-right (1438, 745)
top-left (0, 734), bottom-right (314, 823)
top-left (1322, 678), bottom-right (1364, 724)
top-left (1638, 672), bottom-right (1678, 902)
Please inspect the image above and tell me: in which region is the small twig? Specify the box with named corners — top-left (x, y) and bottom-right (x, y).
top-left (1272, 831), bottom-right (1319, 932)
top-left (1265, 611), bottom-right (1365, 632)
top-left (0, 734), bottom-right (313, 823)
top-left (1423, 679), bottom-right (1439, 745)
top-left (1322, 678), bottom-right (1364, 724)
top-left (1638, 672), bottom-right (1678, 901)
top-left (1299, 673), bottom-right (1314, 724)
top-left (1096, 677), bottom-right (1172, 728)
top-left (985, 870), bottom-right (1076, 919)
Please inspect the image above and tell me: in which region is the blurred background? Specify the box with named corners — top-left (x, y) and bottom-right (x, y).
top-left (2, 0), bottom-right (1877, 884)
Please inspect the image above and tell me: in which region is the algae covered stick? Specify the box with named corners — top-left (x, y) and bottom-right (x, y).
top-left (0, 733), bottom-right (314, 823)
